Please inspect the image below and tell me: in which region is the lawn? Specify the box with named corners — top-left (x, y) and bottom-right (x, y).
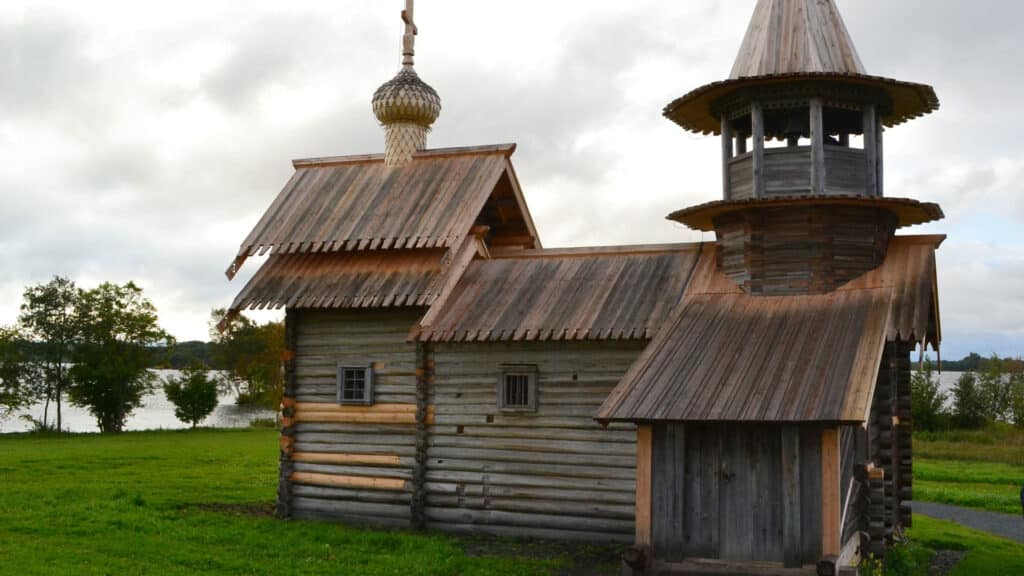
top-left (901, 515), bottom-right (1024, 576)
top-left (0, 429), bottom-right (590, 575)
top-left (913, 426), bottom-right (1024, 515)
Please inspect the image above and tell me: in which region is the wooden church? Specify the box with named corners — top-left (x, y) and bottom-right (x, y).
top-left (224, 0), bottom-right (944, 573)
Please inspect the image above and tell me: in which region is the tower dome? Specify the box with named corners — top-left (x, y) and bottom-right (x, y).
top-left (372, 0), bottom-right (442, 167)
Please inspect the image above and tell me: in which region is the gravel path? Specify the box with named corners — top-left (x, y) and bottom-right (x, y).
top-left (913, 501), bottom-right (1024, 543)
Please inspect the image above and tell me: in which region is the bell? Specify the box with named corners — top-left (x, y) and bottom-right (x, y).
top-left (783, 109), bottom-right (809, 145)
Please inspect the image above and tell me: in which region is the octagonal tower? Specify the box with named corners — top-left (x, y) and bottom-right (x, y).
top-left (666, 0), bottom-right (943, 295)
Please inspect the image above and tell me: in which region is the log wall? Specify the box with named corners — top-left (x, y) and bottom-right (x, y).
top-left (425, 341), bottom-right (644, 541)
top-left (285, 308), bottom-right (425, 526)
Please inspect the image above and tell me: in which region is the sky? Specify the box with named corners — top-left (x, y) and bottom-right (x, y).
top-left (0, 0), bottom-right (1021, 360)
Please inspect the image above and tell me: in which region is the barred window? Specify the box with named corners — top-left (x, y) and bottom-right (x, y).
top-left (498, 366), bottom-right (537, 411)
top-left (337, 365), bottom-right (373, 405)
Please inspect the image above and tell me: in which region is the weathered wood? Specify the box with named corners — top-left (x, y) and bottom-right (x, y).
top-left (810, 99), bottom-right (825, 195)
top-left (291, 452), bottom-right (401, 466)
top-left (822, 428), bottom-right (841, 556)
top-left (723, 116), bottom-right (733, 199)
top-left (863, 106), bottom-right (878, 196)
top-left (291, 471), bottom-right (407, 491)
top-left (652, 424), bottom-right (686, 562)
top-left (781, 426), bottom-right (802, 568)
top-left (752, 102), bottom-right (766, 198)
top-left (636, 424), bottom-right (653, 550)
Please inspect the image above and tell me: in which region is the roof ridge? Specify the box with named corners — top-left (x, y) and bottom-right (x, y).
top-left (490, 243), bottom-right (701, 260)
top-left (293, 143), bottom-right (517, 168)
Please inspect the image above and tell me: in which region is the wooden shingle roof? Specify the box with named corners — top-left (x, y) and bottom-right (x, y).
top-left (414, 245), bottom-right (701, 342)
top-left (226, 144), bottom-right (538, 278)
top-left (596, 235), bottom-right (943, 424)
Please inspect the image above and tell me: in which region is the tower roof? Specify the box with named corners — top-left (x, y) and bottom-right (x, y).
top-left (664, 0), bottom-right (939, 135)
top-left (730, 0), bottom-right (864, 79)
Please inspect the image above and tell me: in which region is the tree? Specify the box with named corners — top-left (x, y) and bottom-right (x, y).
top-left (18, 276), bottom-right (77, 431)
top-left (951, 372), bottom-right (985, 429)
top-left (1010, 367), bottom-right (1024, 429)
top-left (163, 363), bottom-right (220, 429)
top-left (69, 282), bottom-right (172, 432)
top-left (978, 355), bottom-right (1014, 423)
top-left (210, 309), bottom-right (284, 409)
top-left (911, 357), bottom-right (948, 431)
top-left (0, 326), bottom-right (36, 417)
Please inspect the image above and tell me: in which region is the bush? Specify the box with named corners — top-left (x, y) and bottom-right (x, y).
top-left (952, 372), bottom-right (986, 429)
top-left (911, 358), bottom-right (948, 431)
top-left (163, 364), bottom-right (220, 429)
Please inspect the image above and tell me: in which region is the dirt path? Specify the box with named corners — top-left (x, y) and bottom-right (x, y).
top-left (914, 501), bottom-right (1024, 543)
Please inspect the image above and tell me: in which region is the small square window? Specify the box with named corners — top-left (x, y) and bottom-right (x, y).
top-left (497, 365), bottom-right (537, 412)
top-left (338, 365), bottom-right (373, 405)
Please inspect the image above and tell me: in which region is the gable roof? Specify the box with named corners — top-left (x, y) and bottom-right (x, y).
top-left (414, 245), bottom-right (701, 342)
top-left (226, 144), bottom-right (539, 279)
top-left (596, 235), bottom-right (943, 424)
top-left (730, 0), bottom-right (865, 78)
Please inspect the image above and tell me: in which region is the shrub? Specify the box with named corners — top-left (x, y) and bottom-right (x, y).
top-left (911, 358), bottom-right (948, 431)
top-left (952, 372), bottom-right (986, 429)
top-left (163, 364), bottom-right (220, 429)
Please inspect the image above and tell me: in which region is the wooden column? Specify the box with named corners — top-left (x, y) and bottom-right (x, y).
top-left (863, 106), bottom-right (878, 196)
top-left (809, 98), bottom-right (825, 195)
top-left (722, 115), bottom-right (733, 199)
top-left (751, 102), bottom-right (765, 198)
top-left (822, 428), bottom-right (841, 557)
top-left (636, 424), bottom-right (653, 551)
top-left (876, 118), bottom-right (884, 196)
top-left (411, 341), bottom-right (434, 529)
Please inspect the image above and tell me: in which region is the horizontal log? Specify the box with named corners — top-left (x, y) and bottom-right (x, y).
top-left (425, 520), bottom-right (631, 543)
top-left (295, 412), bottom-right (433, 425)
top-left (291, 484), bottom-right (413, 505)
top-left (290, 471), bottom-right (407, 491)
top-left (292, 452), bottom-right (402, 467)
top-left (291, 496), bottom-right (411, 520)
top-left (424, 506), bottom-right (633, 534)
top-left (295, 402), bottom-right (422, 414)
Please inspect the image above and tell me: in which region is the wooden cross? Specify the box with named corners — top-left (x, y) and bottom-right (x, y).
top-left (402, 0), bottom-right (418, 67)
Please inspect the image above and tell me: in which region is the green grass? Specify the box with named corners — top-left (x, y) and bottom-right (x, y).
top-left (0, 429), bottom-right (572, 575)
top-left (905, 515), bottom-right (1024, 576)
top-left (913, 427), bottom-right (1024, 514)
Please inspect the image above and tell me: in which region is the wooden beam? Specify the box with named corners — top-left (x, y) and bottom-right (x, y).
top-left (636, 424), bottom-right (653, 551)
top-left (863, 106), bottom-right (878, 197)
top-left (291, 452), bottom-right (402, 467)
top-left (809, 98), bottom-right (825, 195)
top-left (751, 102), bottom-right (765, 198)
top-left (822, 428), bottom-right (841, 557)
top-left (290, 471), bottom-right (406, 491)
top-left (722, 115), bottom-right (733, 199)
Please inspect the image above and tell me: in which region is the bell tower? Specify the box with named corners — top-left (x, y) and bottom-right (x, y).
top-left (665, 0), bottom-right (943, 295)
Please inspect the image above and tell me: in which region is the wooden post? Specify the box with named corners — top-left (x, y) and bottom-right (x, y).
top-left (863, 106), bottom-right (878, 196)
top-left (875, 118), bottom-right (884, 196)
top-left (277, 308), bottom-right (299, 519)
top-left (410, 341), bottom-right (433, 529)
top-left (722, 115), bottom-right (733, 199)
top-left (751, 102), bottom-right (765, 198)
top-left (636, 424), bottom-right (653, 552)
top-left (822, 428), bottom-right (841, 557)
top-left (809, 98), bottom-right (825, 195)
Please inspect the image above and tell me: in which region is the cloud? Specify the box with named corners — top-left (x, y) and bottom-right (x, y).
top-left (0, 0), bottom-right (1021, 357)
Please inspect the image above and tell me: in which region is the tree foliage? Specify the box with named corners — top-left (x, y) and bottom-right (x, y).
top-left (210, 309), bottom-right (284, 409)
top-left (69, 282), bottom-right (172, 432)
top-left (911, 358), bottom-right (948, 431)
top-left (0, 326), bottom-right (36, 417)
top-left (952, 372), bottom-right (986, 429)
top-left (18, 276), bottom-right (77, 430)
top-left (163, 363), bottom-right (220, 429)
top-left (977, 355), bottom-right (1015, 423)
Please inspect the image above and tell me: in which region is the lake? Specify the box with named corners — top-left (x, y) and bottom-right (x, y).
top-left (0, 369), bottom-right (972, 434)
top-left (0, 370), bottom-right (276, 434)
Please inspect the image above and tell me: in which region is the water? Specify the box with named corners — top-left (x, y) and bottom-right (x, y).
top-left (0, 370), bottom-right (276, 434)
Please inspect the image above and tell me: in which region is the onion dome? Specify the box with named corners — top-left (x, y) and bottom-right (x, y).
top-left (372, 1), bottom-right (442, 167)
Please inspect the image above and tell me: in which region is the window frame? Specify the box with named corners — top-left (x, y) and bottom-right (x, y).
top-left (496, 364), bottom-right (538, 412)
top-left (337, 363), bottom-right (374, 406)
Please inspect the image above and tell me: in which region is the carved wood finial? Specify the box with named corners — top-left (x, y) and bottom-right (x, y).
top-left (402, 0), bottom-right (417, 68)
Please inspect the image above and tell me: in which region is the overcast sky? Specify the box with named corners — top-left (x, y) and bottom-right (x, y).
top-left (0, 0), bottom-right (1021, 360)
